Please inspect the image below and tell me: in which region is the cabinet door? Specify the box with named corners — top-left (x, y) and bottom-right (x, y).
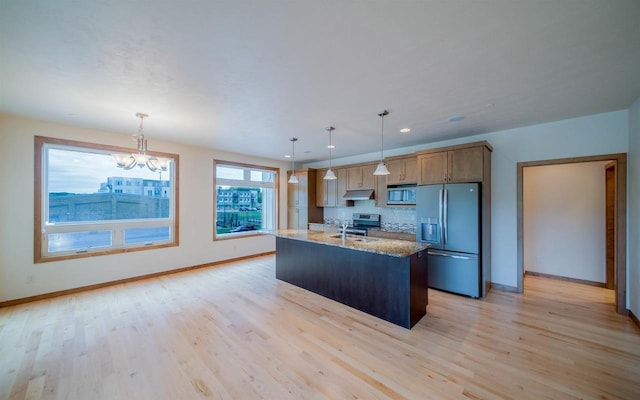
top-left (316, 169), bottom-right (327, 207)
top-left (297, 206), bottom-right (308, 229)
top-left (336, 168), bottom-right (349, 206)
top-left (287, 171), bottom-right (308, 206)
top-left (326, 173), bottom-right (337, 206)
top-left (418, 152), bottom-right (447, 185)
top-left (360, 164), bottom-right (376, 189)
top-left (346, 166), bottom-right (363, 189)
top-left (448, 147), bottom-right (483, 183)
top-left (288, 206), bottom-right (308, 230)
top-left (386, 159), bottom-right (404, 185)
top-left (287, 172), bottom-right (298, 205)
top-left (347, 165), bottom-right (375, 190)
top-left (287, 207), bottom-right (299, 230)
top-left (387, 157), bottom-right (418, 185)
top-left (297, 171), bottom-right (308, 205)
top-left (316, 169), bottom-right (337, 207)
top-left (375, 174), bottom-right (387, 207)
top-left (402, 158), bottom-right (418, 183)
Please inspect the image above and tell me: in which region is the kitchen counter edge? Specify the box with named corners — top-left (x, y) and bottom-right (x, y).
top-left (275, 230), bottom-right (429, 258)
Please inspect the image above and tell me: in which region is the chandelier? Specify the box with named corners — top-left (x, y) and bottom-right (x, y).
top-left (112, 113), bottom-right (170, 172)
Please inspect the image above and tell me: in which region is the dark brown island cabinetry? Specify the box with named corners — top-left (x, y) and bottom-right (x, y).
top-left (275, 234), bottom-right (429, 329)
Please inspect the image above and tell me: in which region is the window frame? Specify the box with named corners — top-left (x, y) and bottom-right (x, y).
top-left (34, 136), bottom-right (180, 263)
top-left (213, 160), bottom-right (279, 240)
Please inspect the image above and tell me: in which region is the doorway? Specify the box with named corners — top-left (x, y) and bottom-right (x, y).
top-left (517, 154), bottom-right (627, 315)
top-left (605, 162), bottom-right (616, 290)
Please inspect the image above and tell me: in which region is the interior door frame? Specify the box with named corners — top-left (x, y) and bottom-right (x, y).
top-left (517, 153), bottom-right (627, 315)
top-left (605, 161), bottom-right (616, 290)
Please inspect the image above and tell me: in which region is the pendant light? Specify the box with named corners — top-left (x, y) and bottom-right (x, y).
top-left (373, 110), bottom-right (390, 175)
top-left (288, 137), bottom-right (299, 184)
top-left (324, 126), bottom-right (337, 180)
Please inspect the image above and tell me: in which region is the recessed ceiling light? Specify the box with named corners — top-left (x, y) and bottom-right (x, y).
top-left (284, 154), bottom-right (291, 158)
top-left (327, 145), bottom-right (335, 149)
top-left (400, 128), bottom-right (411, 133)
top-left (448, 115), bottom-right (464, 122)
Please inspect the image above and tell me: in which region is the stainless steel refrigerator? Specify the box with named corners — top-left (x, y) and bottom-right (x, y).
top-left (416, 183), bottom-right (481, 298)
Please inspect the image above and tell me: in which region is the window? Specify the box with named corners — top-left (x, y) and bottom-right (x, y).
top-left (34, 136), bottom-right (179, 262)
top-left (214, 160), bottom-right (278, 239)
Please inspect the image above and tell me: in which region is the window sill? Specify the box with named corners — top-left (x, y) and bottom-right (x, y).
top-left (213, 231), bottom-right (272, 241)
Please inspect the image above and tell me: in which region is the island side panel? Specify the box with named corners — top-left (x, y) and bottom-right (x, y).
top-left (409, 251), bottom-right (429, 327)
top-left (276, 236), bottom-right (423, 328)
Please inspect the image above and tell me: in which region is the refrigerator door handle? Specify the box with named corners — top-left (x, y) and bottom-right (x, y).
top-left (443, 188), bottom-right (448, 245)
top-left (428, 250), bottom-right (475, 260)
top-left (438, 189), bottom-right (444, 245)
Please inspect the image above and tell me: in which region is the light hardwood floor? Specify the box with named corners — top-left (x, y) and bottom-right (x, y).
top-left (1, 255), bottom-right (639, 399)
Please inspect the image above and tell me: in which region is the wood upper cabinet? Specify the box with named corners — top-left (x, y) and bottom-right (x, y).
top-left (316, 168), bottom-right (350, 207)
top-left (448, 146), bottom-right (485, 182)
top-left (336, 168), bottom-right (350, 207)
top-left (346, 164), bottom-right (376, 190)
top-left (417, 142), bottom-right (491, 185)
top-left (374, 174), bottom-right (387, 207)
top-left (287, 170), bottom-right (309, 206)
top-left (316, 168), bottom-right (337, 207)
top-left (287, 168), bottom-right (322, 229)
top-left (417, 152), bottom-right (448, 184)
top-left (386, 156), bottom-right (418, 185)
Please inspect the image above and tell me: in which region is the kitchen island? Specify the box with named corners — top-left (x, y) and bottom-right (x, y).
top-left (275, 230), bottom-right (429, 329)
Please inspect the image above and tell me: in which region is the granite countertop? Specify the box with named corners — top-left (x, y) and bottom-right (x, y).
top-left (276, 230), bottom-right (429, 258)
top-left (367, 227), bottom-right (416, 235)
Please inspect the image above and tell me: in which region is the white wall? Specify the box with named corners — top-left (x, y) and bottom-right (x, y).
top-left (628, 96), bottom-right (640, 317)
top-left (307, 110), bottom-right (629, 290)
top-left (0, 114), bottom-right (290, 302)
top-left (523, 162), bottom-right (608, 283)
top-left (1, 109), bottom-right (633, 304)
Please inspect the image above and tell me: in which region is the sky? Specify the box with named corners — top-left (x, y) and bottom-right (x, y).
top-left (47, 148), bottom-right (172, 194)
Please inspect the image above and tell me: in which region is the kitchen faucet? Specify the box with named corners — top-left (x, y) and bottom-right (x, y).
top-left (341, 222), bottom-right (348, 240)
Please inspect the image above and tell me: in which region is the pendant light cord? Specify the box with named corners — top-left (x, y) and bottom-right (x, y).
top-left (380, 114), bottom-right (384, 161)
top-left (379, 110), bottom-right (388, 162)
top-left (329, 131), bottom-right (332, 169)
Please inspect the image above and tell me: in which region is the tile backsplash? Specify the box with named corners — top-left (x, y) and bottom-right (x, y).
top-left (322, 200), bottom-right (416, 233)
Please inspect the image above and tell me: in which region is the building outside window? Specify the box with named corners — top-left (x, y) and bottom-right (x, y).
top-left (214, 161), bottom-right (278, 238)
top-left (34, 136), bottom-right (179, 262)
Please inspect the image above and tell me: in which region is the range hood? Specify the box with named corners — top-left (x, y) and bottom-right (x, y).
top-left (342, 189), bottom-right (374, 201)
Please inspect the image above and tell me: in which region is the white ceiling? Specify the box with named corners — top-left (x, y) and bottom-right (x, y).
top-left (1, 1), bottom-right (639, 163)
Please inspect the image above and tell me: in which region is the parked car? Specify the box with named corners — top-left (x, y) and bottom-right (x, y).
top-left (230, 225), bottom-right (257, 232)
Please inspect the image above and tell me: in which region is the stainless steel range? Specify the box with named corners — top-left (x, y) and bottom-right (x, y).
top-left (339, 213), bottom-right (381, 236)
